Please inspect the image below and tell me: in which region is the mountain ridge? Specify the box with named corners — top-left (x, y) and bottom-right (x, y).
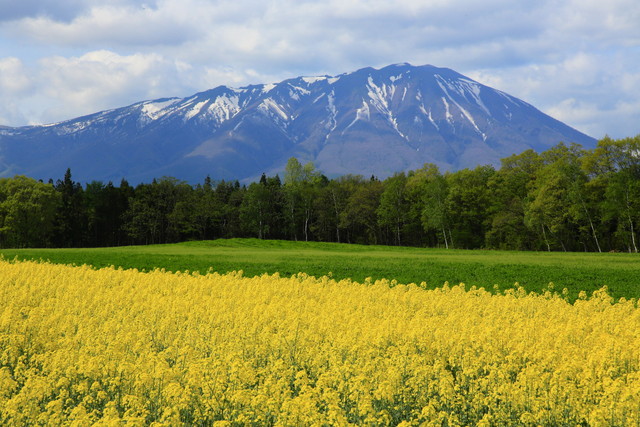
top-left (0, 63), bottom-right (596, 183)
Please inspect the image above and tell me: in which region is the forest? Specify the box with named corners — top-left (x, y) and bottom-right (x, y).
top-left (0, 135), bottom-right (638, 252)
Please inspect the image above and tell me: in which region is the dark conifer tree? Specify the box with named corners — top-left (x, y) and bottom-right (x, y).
top-left (53, 168), bottom-right (87, 247)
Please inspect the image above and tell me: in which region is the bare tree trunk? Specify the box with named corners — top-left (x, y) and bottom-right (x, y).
top-left (581, 199), bottom-right (602, 252)
top-left (289, 203), bottom-right (297, 241)
top-left (542, 223), bottom-right (551, 252)
top-left (626, 190), bottom-right (638, 253)
top-left (331, 190), bottom-right (340, 243)
top-left (442, 226), bottom-right (449, 249)
top-left (628, 213), bottom-right (638, 253)
top-left (550, 226), bottom-right (567, 252)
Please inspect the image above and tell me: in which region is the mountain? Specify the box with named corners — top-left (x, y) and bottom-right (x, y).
top-left (0, 63), bottom-right (596, 183)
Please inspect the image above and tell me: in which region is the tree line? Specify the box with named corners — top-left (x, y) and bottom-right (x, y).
top-left (0, 135), bottom-right (638, 252)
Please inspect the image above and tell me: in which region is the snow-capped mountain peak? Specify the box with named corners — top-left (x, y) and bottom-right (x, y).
top-left (0, 63), bottom-right (596, 183)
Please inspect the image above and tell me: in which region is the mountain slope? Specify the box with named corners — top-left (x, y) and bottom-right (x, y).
top-left (0, 63), bottom-right (596, 183)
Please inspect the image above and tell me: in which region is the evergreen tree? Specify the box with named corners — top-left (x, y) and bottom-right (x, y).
top-left (54, 168), bottom-right (87, 247)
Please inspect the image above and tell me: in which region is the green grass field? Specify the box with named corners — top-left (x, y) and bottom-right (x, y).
top-left (2, 238), bottom-right (639, 300)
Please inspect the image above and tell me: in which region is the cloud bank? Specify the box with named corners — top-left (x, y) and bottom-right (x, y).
top-left (1, 0), bottom-right (639, 138)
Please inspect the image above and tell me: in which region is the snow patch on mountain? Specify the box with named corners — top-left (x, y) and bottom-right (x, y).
top-left (259, 98), bottom-right (289, 122)
top-left (262, 83), bottom-right (276, 93)
top-left (436, 76), bottom-right (486, 140)
top-left (367, 76), bottom-right (390, 114)
top-left (302, 76), bottom-right (327, 84)
top-left (419, 104), bottom-right (439, 131)
top-left (366, 76), bottom-right (406, 139)
top-left (185, 101), bottom-right (208, 120)
top-left (442, 97), bottom-right (453, 125)
top-left (457, 79), bottom-right (491, 116)
top-left (141, 99), bottom-right (180, 120)
top-left (496, 89), bottom-right (521, 107)
top-left (459, 104), bottom-right (487, 141)
top-left (326, 91), bottom-right (338, 138)
top-left (435, 75), bottom-right (490, 117)
top-left (287, 84), bottom-right (311, 101)
top-left (344, 100), bottom-right (370, 132)
top-left (56, 121), bottom-right (91, 136)
top-left (428, 109), bottom-right (439, 131)
top-left (232, 116), bottom-right (246, 132)
top-left (207, 95), bottom-right (242, 123)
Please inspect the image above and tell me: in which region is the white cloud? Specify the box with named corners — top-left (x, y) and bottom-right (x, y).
top-left (0, 0), bottom-right (156, 23)
top-left (0, 57), bottom-right (31, 94)
top-left (0, 58), bottom-right (33, 125)
top-left (0, 0), bottom-right (639, 137)
top-left (30, 50), bottom-right (190, 123)
top-left (0, 0), bottom-right (86, 22)
top-left (5, 2), bottom-right (195, 47)
top-left (468, 49), bottom-right (640, 138)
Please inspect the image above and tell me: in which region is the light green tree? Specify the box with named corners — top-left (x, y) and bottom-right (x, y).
top-left (340, 177), bottom-right (383, 245)
top-left (583, 136), bottom-right (640, 252)
top-left (283, 157), bottom-right (321, 241)
top-left (0, 176), bottom-right (60, 248)
top-left (485, 150), bottom-right (542, 250)
top-left (444, 165), bottom-right (495, 249)
top-left (406, 164), bottom-right (452, 248)
top-left (377, 172), bottom-right (408, 245)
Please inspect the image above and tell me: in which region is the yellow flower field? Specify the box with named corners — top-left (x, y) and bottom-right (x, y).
top-left (0, 259), bottom-right (639, 425)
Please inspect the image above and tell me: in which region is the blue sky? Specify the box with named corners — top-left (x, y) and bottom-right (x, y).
top-left (1, 0), bottom-right (639, 139)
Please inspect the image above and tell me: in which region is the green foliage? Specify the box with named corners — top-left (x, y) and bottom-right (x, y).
top-left (0, 176), bottom-right (60, 248)
top-left (283, 158), bottom-right (322, 241)
top-left (406, 164), bottom-right (450, 248)
top-left (83, 180), bottom-right (129, 247)
top-left (485, 150), bottom-right (541, 250)
top-left (445, 165), bottom-right (495, 248)
top-left (124, 177), bottom-right (192, 244)
top-left (240, 175), bottom-right (284, 239)
top-left (340, 177), bottom-right (384, 244)
top-left (1, 137), bottom-right (640, 251)
top-left (377, 172), bottom-right (409, 245)
top-left (54, 168), bottom-right (86, 247)
top-left (585, 136), bottom-right (640, 252)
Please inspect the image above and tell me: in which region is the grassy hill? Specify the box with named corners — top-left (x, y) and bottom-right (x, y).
top-left (2, 238), bottom-right (639, 300)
